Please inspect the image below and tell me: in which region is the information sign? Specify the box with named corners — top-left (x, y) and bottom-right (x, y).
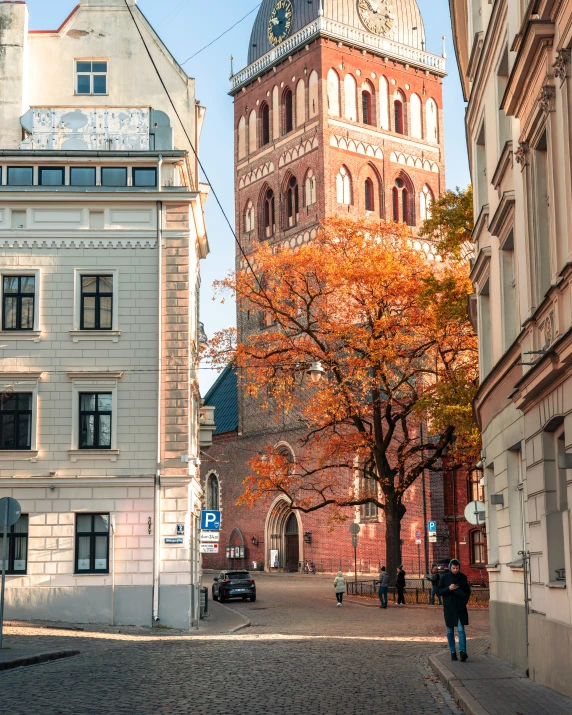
top-left (200, 531), bottom-right (220, 543)
top-left (200, 543), bottom-right (219, 554)
top-left (429, 535), bottom-right (437, 543)
top-left (415, 538), bottom-right (422, 545)
top-left (201, 510), bottom-right (221, 530)
top-left (165, 537), bottom-right (184, 544)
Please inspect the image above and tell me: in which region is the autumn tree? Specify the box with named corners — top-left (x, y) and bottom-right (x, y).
top-left (208, 216), bottom-right (479, 579)
top-left (418, 185), bottom-right (474, 260)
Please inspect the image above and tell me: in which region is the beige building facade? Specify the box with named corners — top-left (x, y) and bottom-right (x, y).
top-left (450, 0), bottom-right (572, 697)
top-left (0, 0), bottom-right (208, 629)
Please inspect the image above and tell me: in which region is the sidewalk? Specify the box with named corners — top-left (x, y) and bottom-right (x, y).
top-left (429, 637), bottom-right (572, 715)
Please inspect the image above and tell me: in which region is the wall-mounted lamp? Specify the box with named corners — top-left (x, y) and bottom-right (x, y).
top-left (251, 536), bottom-right (259, 547)
top-left (303, 532), bottom-right (312, 544)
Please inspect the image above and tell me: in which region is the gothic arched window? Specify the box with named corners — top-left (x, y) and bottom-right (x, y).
top-left (261, 103), bottom-right (270, 146)
top-left (327, 68), bottom-right (340, 116)
top-left (263, 188), bottom-right (275, 239)
top-left (362, 90), bottom-right (372, 125)
top-left (419, 185), bottom-right (434, 221)
top-left (394, 94), bottom-right (404, 134)
top-left (392, 176), bottom-right (413, 225)
top-left (206, 473), bottom-right (219, 511)
top-left (336, 166), bottom-right (351, 205)
top-left (284, 88), bottom-right (293, 134)
top-left (286, 175), bottom-right (299, 228)
top-left (305, 170), bottom-right (317, 206)
top-left (364, 178), bottom-right (374, 212)
top-left (244, 200), bottom-right (255, 233)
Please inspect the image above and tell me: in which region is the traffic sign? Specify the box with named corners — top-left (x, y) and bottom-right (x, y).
top-left (200, 510), bottom-right (221, 530)
top-left (0, 497), bottom-right (21, 527)
top-left (429, 535), bottom-right (437, 543)
top-left (200, 531), bottom-right (220, 542)
top-left (349, 523), bottom-right (360, 535)
top-left (464, 500), bottom-right (486, 525)
top-left (351, 534), bottom-right (359, 548)
top-left (200, 543), bottom-right (219, 554)
top-left (427, 520), bottom-right (436, 533)
top-left (415, 530), bottom-right (421, 538)
top-left (415, 539), bottom-right (421, 545)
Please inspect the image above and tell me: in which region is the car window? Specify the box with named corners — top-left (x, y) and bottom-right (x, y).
top-left (228, 572), bottom-right (251, 580)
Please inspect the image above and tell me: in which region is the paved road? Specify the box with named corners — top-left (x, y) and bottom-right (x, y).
top-left (0, 574), bottom-right (489, 714)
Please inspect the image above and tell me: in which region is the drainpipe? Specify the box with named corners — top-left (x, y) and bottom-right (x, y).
top-left (157, 154), bottom-right (163, 192)
top-left (153, 200), bottom-right (163, 625)
top-left (452, 469), bottom-right (458, 559)
top-left (110, 514), bottom-right (116, 626)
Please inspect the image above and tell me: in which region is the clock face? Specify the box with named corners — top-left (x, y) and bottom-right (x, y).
top-left (357, 0), bottom-right (395, 36)
top-left (268, 0), bottom-right (294, 46)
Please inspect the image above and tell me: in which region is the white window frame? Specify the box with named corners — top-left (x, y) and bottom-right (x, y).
top-left (68, 372), bottom-right (122, 461)
top-left (0, 268), bottom-right (42, 341)
top-left (70, 267), bottom-right (120, 342)
top-left (75, 59), bottom-right (108, 96)
top-left (0, 372), bottom-right (42, 460)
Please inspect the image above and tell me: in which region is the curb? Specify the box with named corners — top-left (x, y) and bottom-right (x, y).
top-left (0, 649), bottom-right (80, 672)
top-left (429, 654), bottom-right (490, 715)
top-left (216, 602), bottom-right (252, 634)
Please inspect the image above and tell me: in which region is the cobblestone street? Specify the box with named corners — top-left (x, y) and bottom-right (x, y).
top-left (0, 574), bottom-right (490, 714)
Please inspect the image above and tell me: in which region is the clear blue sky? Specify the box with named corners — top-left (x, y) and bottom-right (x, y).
top-left (25, 0), bottom-right (469, 392)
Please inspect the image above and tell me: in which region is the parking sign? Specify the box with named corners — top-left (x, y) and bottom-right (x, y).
top-left (200, 510), bottom-right (221, 530)
top-left (427, 520), bottom-right (436, 533)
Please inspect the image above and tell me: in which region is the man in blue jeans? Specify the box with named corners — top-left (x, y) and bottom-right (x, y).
top-left (438, 558), bottom-right (471, 662)
top-left (377, 566), bottom-right (390, 608)
top-left (425, 564), bottom-right (442, 605)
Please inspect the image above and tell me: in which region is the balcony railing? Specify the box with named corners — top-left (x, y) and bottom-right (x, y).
top-left (231, 18), bottom-right (446, 93)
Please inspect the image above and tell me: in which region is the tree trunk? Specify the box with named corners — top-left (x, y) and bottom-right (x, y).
top-left (384, 494), bottom-right (404, 585)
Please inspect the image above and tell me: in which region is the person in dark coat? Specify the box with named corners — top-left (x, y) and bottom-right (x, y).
top-left (425, 564), bottom-right (442, 605)
top-left (376, 566), bottom-right (390, 608)
top-left (396, 565), bottom-right (406, 605)
top-left (438, 558), bottom-right (471, 661)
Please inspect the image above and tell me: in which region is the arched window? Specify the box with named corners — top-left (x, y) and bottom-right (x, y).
top-left (402, 187), bottom-right (409, 224)
top-left (248, 109), bottom-right (257, 153)
top-left (394, 95), bottom-right (404, 134)
top-left (392, 176), bottom-right (413, 225)
top-left (364, 178), bottom-right (374, 212)
top-left (392, 186), bottom-right (399, 220)
top-left (296, 79), bottom-right (305, 127)
top-left (261, 103), bottom-right (270, 146)
top-left (336, 166), bottom-right (351, 205)
top-left (305, 170), bottom-right (317, 206)
top-left (362, 90), bottom-right (372, 125)
top-left (470, 529), bottom-right (486, 565)
top-left (263, 188), bottom-right (275, 238)
top-left (237, 116), bottom-right (246, 160)
top-left (284, 88), bottom-right (293, 134)
top-left (419, 185), bottom-right (434, 221)
top-left (344, 74), bottom-right (357, 121)
top-left (206, 473), bottom-right (219, 510)
top-left (426, 98), bottom-right (438, 142)
top-left (327, 68), bottom-right (340, 116)
top-left (379, 75), bottom-right (389, 130)
top-left (309, 70), bottom-right (319, 118)
top-left (410, 93), bottom-right (422, 138)
top-left (286, 175), bottom-right (299, 228)
top-left (244, 200), bottom-right (255, 233)
top-left (272, 85), bottom-right (279, 139)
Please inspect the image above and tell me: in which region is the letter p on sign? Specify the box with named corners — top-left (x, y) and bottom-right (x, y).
top-left (200, 510), bottom-right (221, 530)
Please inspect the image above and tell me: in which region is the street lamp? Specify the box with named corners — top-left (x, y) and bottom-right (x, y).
top-left (307, 361), bottom-right (325, 383)
top-left (251, 536), bottom-right (259, 546)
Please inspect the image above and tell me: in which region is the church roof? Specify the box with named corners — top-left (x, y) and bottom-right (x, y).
top-left (202, 364), bottom-right (238, 436)
top-left (247, 0), bottom-right (426, 65)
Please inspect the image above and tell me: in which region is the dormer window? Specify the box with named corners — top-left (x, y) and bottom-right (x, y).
top-left (76, 60), bottom-right (108, 95)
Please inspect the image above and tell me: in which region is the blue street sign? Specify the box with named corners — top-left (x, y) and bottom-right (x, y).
top-left (428, 520), bottom-right (437, 532)
top-left (201, 510), bottom-right (221, 530)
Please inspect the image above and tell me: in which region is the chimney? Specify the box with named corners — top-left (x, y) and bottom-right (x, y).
top-left (0, 1), bottom-right (29, 149)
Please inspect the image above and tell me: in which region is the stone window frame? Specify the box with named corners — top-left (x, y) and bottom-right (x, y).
top-left (70, 267), bottom-right (120, 342)
top-left (0, 372), bottom-right (42, 460)
top-left (0, 267), bottom-right (42, 341)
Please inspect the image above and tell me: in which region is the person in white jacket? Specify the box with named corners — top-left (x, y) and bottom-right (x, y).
top-left (334, 571), bottom-right (346, 606)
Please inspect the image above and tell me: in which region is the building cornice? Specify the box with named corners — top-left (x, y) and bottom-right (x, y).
top-left (470, 245), bottom-right (491, 286)
top-left (489, 190), bottom-right (515, 238)
top-left (491, 141), bottom-right (513, 190)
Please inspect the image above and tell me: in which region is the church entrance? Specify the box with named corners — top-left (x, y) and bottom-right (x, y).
top-left (284, 512), bottom-right (299, 572)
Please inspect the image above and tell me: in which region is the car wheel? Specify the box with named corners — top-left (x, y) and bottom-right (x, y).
top-left (212, 588), bottom-right (218, 602)
top-left (250, 595), bottom-right (256, 602)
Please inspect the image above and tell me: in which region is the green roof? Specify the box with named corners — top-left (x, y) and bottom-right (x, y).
top-left (202, 364), bottom-right (238, 435)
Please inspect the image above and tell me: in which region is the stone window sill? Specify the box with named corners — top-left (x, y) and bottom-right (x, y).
top-left (68, 449), bottom-right (120, 462)
top-left (0, 330), bottom-right (42, 342)
top-left (547, 581), bottom-right (566, 589)
top-left (485, 563), bottom-right (501, 572)
top-left (0, 450), bottom-right (39, 462)
top-left (69, 330), bottom-right (121, 343)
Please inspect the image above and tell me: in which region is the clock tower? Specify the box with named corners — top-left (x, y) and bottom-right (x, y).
top-left (201, 0), bottom-right (450, 575)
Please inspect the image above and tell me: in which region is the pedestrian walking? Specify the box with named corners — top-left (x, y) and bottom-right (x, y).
top-left (334, 571), bottom-right (346, 606)
top-left (396, 565), bottom-right (406, 605)
top-left (438, 558), bottom-right (471, 662)
top-left (425, 564), bottom-right (442, 605)
top-left (376, 566), bottom-right (390, 608)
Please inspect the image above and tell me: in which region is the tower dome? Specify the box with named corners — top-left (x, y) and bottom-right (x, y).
top-left (248, 0), bottom-right (426, 65)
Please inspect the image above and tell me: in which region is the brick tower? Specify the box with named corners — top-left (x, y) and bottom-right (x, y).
top-left (202, 0), bottom-right (455, 577)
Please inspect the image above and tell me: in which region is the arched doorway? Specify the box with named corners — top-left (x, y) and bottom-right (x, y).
top-left (285, 512), bottom-right (299, 572)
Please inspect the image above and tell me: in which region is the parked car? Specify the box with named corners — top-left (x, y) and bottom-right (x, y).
top-left (212, 570), bottom-right (256, 602)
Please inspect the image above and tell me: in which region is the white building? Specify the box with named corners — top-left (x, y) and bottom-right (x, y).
top-left (0, 0), bottom-right (209, 629)
top-left (450, 0), bottom-right (572, 697)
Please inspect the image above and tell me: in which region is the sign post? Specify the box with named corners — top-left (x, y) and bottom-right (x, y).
top-left (0, 497), bottom-right (21, 649)
top-left (349, 523), bottom-right (360, 584)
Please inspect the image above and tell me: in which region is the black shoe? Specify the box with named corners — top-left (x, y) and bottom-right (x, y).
top-left (451, 652), bottom-right (458, 661)
top-left (460, 651), bottom-right (468, 662)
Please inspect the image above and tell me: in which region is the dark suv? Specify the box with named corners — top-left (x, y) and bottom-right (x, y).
top-left (212, 570), bottom-right (256, 603)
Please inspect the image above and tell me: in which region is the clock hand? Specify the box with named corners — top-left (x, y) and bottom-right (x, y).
top-left (271, 17), bottom-right (279, 25)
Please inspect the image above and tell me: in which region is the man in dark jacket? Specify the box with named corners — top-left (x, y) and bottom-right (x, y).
top-left (376, 566), bottom-right (390, 608)
top-left (438, 558), bottom-right (471, 662)
top-left (396, 565), bottom-right (406, 605)
top-left (425, 565), bottom-right (442, 605)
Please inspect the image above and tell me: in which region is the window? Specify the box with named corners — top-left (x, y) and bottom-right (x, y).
top-left (39, 167), bottom-right (64, 186)
top-left (410, 93), bottom-right (422, 138)
top-left (80, 275), bottom-right (113, 330)
top-left (402, 188), bottom-right (409, 224)
top-left (0, 515), bottom-right (28, 574)
top-left (7, 167), bottom-right (33, 186)
top-left (263, 189), bottom-right (275, 238)
top-left (261, 103), bottom-right (270, 146)
top-left (362, 90), bottom-right (372, 125)
top-left (207, 473), bottom-right (220, 510)
top-left (305, 170), bottom-right (317, 206)
top-left (394, 97), bottom-right (404, 134)
top-left (284, 88), bottom-right (293, 134)
top-left (500, 230), bottom-right (517, 350)
top-left (75, 514), bottom-right (110, 573)
top-left (101, 168), bottom-right (127, 187)
top-left (76, 60), bottom-right (108, 95)
top-left (238, 116), bottom-right (246, 160)
top-left (132, 168), bottom-right (157, 187)
top-left (336, 166), bottom-right (351, 205)
top-left (0, 393), bottom-right (32, 450)
top-left (79, 393), bottom-right (112, 449)
top-left (532, 131), bottom-right (551, 302)
top-left (249, 110), bottom-right (257, 154)
top-left (245, 200), bottom-right (255, 233)
top-left (419, 185), bottom-right (433, 221)
top-left (360, 463), bottom-right (378, 520)
top-left (309, 70), bottom-right (319, 118)
top-left (468, 470), bottom-right (485, 502)
top-left (426, 98), bottom-right (438, 142)
top-left (478, 276), bottom-right (492, 377)
top-left (392, 177), bottom-right (413, 225)
top-left (70, 167), bottom-right (96, 186)
top-left (344, 74), bottom-right (358, 121)
top-left (2, 276), bottom-right (35, 330)
top-left (392, 186), bottom-right (399, 220)
top-left (286, 176), bottom-right (299, 228)
top-left (364, 178), bottom-right (374, 212)
top-left (470, 529), bottom-right (486, 565)
top-left (327, 68), bottom-right (340, 117)
top-left (296, 79), bottom-right (305, 127)
top-left (379, 76), bottom-right (389, 130)
top-left (475, 121), bottom-right (487, 211)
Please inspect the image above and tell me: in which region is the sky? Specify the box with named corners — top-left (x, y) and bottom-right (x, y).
top-left (25, 0), bottom-right (469, 392)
